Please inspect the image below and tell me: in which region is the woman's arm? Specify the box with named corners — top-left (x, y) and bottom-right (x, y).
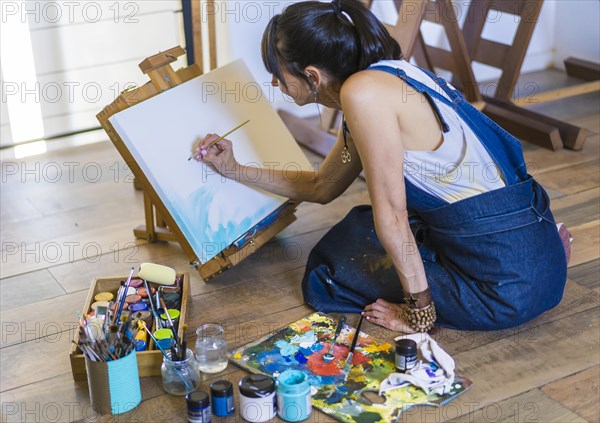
top-left (197, 126), bottom-right (363, 204)
top-left (340, 71), bottom-right (430, 331)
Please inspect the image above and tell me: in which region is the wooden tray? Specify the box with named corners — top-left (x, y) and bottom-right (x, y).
top-left (69, 273), bottom-right (190, 381)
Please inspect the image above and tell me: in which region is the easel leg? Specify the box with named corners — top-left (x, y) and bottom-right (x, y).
top-left (143, 191), bottom-right (156, 241)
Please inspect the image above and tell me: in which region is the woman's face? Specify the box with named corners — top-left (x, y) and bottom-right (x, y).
top-left (272, 67), bottom-right (314, 106)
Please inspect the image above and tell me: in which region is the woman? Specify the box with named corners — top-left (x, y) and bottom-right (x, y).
top-left (195, 0), bottom-right (569, 332)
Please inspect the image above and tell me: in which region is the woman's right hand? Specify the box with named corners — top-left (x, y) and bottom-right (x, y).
top-left (193, 133), bottom-right (238, 176)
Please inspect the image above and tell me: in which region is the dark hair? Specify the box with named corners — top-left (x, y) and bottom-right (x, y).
top-left (261, 0), bottom-right (402, 89)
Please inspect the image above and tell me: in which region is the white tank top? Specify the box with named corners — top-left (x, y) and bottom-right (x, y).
top-left (374, 60), bottom-right (506, 203)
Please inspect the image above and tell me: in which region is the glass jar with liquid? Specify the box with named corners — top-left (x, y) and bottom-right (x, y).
top-left (195, 324), bottom-right (228, 373)
top-left (161, 348), bottom-right (200, 396)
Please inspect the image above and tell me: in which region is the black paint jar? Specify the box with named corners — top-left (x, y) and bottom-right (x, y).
top-left (395, 339), bottom-right (417, 372)
top-left (186, 390), bottom-right (211, 423)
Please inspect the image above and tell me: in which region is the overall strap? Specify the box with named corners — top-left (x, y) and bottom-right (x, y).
top-left (369, 65), bottom-right (451, 133)
top-left (368, 64), bottom-right (528, 186)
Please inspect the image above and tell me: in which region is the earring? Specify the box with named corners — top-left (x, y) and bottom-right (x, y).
top-left (310, 83), bottom-right (322, 125)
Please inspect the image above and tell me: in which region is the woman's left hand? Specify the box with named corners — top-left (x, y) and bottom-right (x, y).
top-left (363, 299), bottom-right (416, 333)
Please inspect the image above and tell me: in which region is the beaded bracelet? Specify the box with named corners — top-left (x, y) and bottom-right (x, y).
top-left (402, 301), bottom-right (437, 332)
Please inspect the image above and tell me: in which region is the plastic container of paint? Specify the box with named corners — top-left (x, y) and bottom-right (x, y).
top-left (276, 370), bottom-right (311, 422)
top-left (160, 309), bottom-right (180, 325)
top-left (210, 380), bottom-right (235, 416)
top-left (154, 328), bottom-right (174, 351)
top-left (186, 390), bottom-right (211, 423)
top-left (239, 374), bottom-right (276, 422)
top-left (395, 339), bottom-right (417, 372)
top-left (129, 302), bottom-right (148, 313)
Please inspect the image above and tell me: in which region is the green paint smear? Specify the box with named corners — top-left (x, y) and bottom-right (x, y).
top-left (354, 411), bottom-right (384, 423)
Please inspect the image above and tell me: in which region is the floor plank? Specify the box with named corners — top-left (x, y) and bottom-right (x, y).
top-left (0, 269), bottom-right (66, 310)
top-left (1, 289), bottom-right (88, 349)
top-left (522, 135), bottom-right (599, 176)
top-left (535, 158), bottom-right (600, 198)
top-left (400, 308), bottom-right (599, 422)
top-left (568, 220), bottom-right (600, 268)
top-left (551, 188), bottom-right (600, 229)
top-left (568, 259), bottom-right (600, 291)
top-left (541, 366), bottom-right (600, 423)
top-left (447, 388), bottom-right (586, 423)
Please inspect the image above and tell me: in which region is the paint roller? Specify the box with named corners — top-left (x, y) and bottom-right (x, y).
top-left (139, 263), bottom-right (177, 285)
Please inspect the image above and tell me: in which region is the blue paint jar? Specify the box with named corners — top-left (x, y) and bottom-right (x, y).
top-left (276, 370), bottom-right (311, 422)
top-left (210, 380), bottom-right (235, 416)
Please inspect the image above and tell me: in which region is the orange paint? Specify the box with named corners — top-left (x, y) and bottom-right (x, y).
top-left (305, 343), bottom-right (373, 376)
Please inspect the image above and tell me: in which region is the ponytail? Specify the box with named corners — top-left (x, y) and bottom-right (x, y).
top-left (261, 0), bottom-right (402, 88)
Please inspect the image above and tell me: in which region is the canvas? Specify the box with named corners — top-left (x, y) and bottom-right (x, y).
top-left (109, 60), bottom-right (312, 263)
top-left (229, 313), bottom-right (472, 422)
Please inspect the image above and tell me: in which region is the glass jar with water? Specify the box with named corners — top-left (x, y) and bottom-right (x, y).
top-left (195, 323), bottom-right (228, 373)
top-left (161, 348), bottom-right (199, 396)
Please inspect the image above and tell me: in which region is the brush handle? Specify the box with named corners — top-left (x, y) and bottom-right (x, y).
top-left (327, 315), bottom-right (346, 355)
top-left (333, 315), bottom-right (347, 340)
top-left (115, 267), bottom-right (135, 325)
top-left (187, 119), bottom-right (250, 161)
top-left (144, 280), bottom-right (161, 329)
top-left (348, 315), bottom-right (364, 355)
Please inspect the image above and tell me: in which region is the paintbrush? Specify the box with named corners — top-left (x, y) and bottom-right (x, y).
top-left (187, 119), bottom-right (250, 161)
top-left (343, 315), bottom-right (364, 369)
top-left (324, 315), bottom-right (346, 363)
top-left (114, 267), bottom-right (135, 325)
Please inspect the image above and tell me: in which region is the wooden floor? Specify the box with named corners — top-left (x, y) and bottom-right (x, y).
top-left (1, 71), bottom-right (599, 422)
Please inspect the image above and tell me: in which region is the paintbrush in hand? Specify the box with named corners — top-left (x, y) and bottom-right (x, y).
top-left (187, 119), bottom-right (250, 161)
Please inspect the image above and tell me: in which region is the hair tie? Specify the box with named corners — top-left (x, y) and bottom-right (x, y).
top-left (330, 1), bottom-right (342, 15)
top-left (330, 1), bottom-right (354, 25)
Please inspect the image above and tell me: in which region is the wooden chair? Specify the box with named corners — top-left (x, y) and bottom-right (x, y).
top-left (462, 0), bottom-right (594, 150)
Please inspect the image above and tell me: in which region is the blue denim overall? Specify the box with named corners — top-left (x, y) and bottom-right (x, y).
top-left (301, 64), bottom-right (568, 331)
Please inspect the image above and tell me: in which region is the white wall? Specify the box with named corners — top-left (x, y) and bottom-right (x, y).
top-left (553, 0), bottom-right (600, 68)
top-left (213, 0), bottom-right (310, 117)
top-left (1, 1), bottom-right (184, 145)
top-left (215, 0), bottom-right (598, 111)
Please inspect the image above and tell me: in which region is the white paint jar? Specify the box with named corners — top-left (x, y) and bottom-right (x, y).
top-left (238, 374), bottom-right (276, 422)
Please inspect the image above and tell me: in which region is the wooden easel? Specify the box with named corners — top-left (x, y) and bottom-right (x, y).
top-left (97, 46), bottom-right (299, 281)
top-left (462, 0), bottom-right (596, 150)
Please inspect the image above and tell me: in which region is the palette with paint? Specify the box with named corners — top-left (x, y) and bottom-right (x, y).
top-left (229, 313), bottom-right (472, 422)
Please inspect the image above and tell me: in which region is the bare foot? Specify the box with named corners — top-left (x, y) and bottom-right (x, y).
top-left (363, 299), bottom-right (416, 333)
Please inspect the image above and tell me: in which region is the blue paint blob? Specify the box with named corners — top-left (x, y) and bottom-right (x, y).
top-left (275, 339), bottom-right (299, 357)
top-left (299, 347), bottom-right (313, 356)
top-left (311, 343), bottom-right (324, 352)
top-left (294, 352), bottom-right (308, 364)
top-left (326, 388), bottom-right (346, 405)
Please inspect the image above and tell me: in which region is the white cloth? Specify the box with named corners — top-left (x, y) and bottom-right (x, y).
top-left (379, 333), bottom-right (455, 396)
